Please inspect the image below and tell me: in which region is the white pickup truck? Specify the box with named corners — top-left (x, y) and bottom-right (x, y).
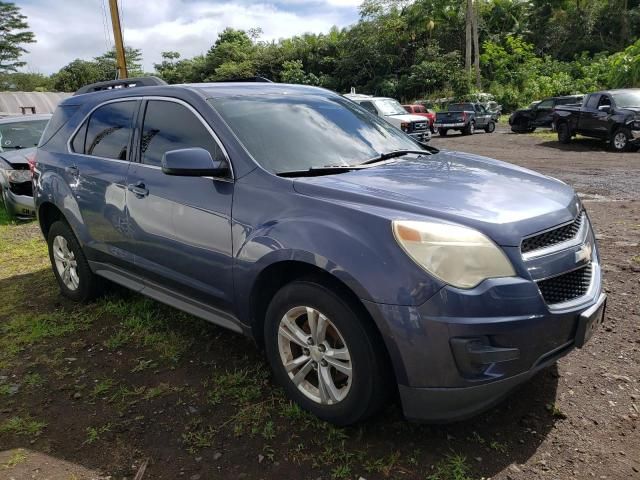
top-left (344, 93), bottom-right (431, 143)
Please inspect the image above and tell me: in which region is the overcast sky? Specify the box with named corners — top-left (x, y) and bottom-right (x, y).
top-left (18, 0), bottom-right (362, 74)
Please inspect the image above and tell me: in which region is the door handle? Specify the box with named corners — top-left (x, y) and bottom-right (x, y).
top-left (127, 181), bottom-right (149, 198)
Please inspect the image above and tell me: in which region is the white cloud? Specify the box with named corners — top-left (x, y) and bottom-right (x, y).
top-left (18, 0), bottom-right (361, 74)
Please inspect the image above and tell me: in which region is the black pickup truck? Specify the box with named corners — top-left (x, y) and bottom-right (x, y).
top-left (509, 95), bottom-right (583, 133)
top-left (434, 102), bottom-right (496, 136)
top-left (553, 89), bottom-right (640, 151)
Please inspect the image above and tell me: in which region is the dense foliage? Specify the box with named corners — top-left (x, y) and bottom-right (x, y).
top-left (2, 0), bottom-right (640, 110)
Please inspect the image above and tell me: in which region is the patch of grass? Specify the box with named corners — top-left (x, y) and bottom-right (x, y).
top-left (206, 367), bottom-right (265, 406)
top-left (489, 440), bottom-right (507, 453)
top-left (104, 330), bottom-right (130, 350)
top-left (99, 297), bottom-right (192, 362)
top-left (427, 454), bottom-right (473, 480)
top-left (1, 449), bottom-right (28, 468)
top-left (131, 358), bottom-right (157, 373)
top-left (632, 255), bottom-right (640, 264)
top-left (545, 403), bottom-right (567, 419)
top-left (23, 372), bottom-right (44, 389)
top-left (182, 419), bottom-right (216, 453)
top-left (84, 423), bottom-right (112, 445)
top-left (364, 451), bottom-right (401, 476)
top-left (143, 382), bottom-right (176, 400)
top-left (261, 420), bottom-right (276, 440)
top-left (0, 416), bottom-right (46, 437)
top-left (91, 378), bottom-right (115, 399)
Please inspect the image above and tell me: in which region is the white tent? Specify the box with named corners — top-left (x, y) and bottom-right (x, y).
top-left (0, 92), bottom-right (71, 116)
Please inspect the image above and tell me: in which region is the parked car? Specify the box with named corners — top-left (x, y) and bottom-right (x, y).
top-left (552, 89), bottom-right (640, 151)
top-left (403, 104), bottom-right (436, 132)
top-left (434, 102), bottom-right (496, 136)
top-left (0, 114), bottom-right (51, 218)
top-left (345, 93), bottom-right (431, 142)
top-left (509, 95), bottom-right (583, 133)
top-left (484, 100), bottom-right (502, 119)
top-left (35, 77), bottom-right (605, 425)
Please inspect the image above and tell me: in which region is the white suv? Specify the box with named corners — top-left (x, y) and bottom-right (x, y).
top-left (345, 93), bottom-right (431, 142)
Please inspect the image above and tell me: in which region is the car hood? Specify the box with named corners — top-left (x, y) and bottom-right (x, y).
top-left (292, 151), bottom-right (579, 246)
top-left (0, 147), bottom-right (35, 168)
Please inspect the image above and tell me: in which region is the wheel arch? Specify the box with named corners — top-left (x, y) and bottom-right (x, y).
top-left (247, 259), bottom-right (399, 391)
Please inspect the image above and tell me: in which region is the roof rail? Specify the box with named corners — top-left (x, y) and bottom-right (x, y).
top-left (214, 76), bottom-right (273, 83)
top-left (73, 76), bottom-right (168, 96)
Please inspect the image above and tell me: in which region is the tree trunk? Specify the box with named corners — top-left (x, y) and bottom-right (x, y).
top-left (465, 0), bottom-right (472, 73)
top-left (472, 0), bottom-right (481, 88)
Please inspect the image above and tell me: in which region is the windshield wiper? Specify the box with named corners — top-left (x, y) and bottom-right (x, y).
top-left (360, 148), bottom-right (436, 166)
top-left (277, 165), bottom-right (361, 177)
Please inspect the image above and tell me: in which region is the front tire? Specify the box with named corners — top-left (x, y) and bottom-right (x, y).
top-left (610, 128), bottom-right (631, 152)
top-left (557, 122), bottom-right (571, 144)
top-left (264, 281), bottom-right (389, 425)
top-left (47, 220), bottom-right (101, 302)
top-left (484, 121), bottom-right (496, 133)
top-left (438, 128), bottom-right (448, 136)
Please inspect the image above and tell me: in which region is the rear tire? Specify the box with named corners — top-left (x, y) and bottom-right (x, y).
top-left (557, 122), bottom-right (571, 144)
top-left (264, 281), bottom-right (389, 425)
top-left (610, 128), bottom-right (631, 152)
top-left (47, 220), bottom-right (101, 302)
top-left (463, 121), bottom-right (475, 135)
top-left (438, 128), bottom-right (448, 136)
top-left (484, 121), bottom-right (496, 133)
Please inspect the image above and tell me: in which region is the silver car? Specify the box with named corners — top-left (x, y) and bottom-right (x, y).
top-left (0, 115), bottom-right (50, 219)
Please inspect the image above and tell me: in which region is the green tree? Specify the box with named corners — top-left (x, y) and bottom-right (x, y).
top-left (94, 46), bottom-right (144, 78)
top-left (0, 71), bottom-right (53, 91)
top-left (203, 28), bottom-right (257, 81)
top-left (51, 59), bottom-right (103, 92)
top-left (0, 1), bottom-right (35, 72)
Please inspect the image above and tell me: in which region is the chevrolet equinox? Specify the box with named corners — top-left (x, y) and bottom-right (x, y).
top-left (33, 77), bottom-right (606, 425)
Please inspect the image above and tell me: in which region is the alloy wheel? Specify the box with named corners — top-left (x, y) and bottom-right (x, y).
top-left (52, 235), bottom-right (79, 291)
top-left (613, 132), bottom-right (627, 151)
top-left (277, 306), bottom-right (352, 405)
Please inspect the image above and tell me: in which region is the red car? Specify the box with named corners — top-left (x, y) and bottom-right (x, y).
top-left (403, 104), bottom-right (436, 132)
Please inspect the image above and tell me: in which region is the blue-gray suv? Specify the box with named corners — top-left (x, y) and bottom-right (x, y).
top-left (33, 77), bottom-right (606, 425)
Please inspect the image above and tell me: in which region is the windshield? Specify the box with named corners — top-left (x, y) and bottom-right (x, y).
top-left (0, 119), bottom-right (48, 151)
top-left (373, 98), bottom-right (407, 116)
top-left (209, 94), bottom-right (422, 174)
top-left (612, 91), bottom-right (640, 109)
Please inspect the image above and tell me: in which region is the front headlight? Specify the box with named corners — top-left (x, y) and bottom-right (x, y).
top-left (7, 169), bottom-right (32, 183)
top-left (392, 220), bottom-right (516, 289)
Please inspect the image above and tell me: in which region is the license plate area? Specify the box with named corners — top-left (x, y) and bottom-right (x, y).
top-left (575, 294), bottom-right (606, 348)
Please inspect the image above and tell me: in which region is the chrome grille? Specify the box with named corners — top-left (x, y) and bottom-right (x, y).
top-left (537, 264), bottom-right (592, 305)
top-left (522, 212), bottom-right (584, 254)
top-left (413, 122), bottom-right (428, 131)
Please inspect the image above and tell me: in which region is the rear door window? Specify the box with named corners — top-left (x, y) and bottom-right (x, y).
top-left (359, 101), bottom-right (378, 115)
top-left (73, 101), bottom-right (137, 160)
top-left (139, 100), bottom-right (226, 167)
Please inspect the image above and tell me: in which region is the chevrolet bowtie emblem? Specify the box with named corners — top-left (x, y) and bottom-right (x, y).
top-left (575, 243), bottom-right (593, 264)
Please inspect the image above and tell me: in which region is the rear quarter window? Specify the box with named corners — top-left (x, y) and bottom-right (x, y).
top-left (38, 105), bottom-right (79, 147)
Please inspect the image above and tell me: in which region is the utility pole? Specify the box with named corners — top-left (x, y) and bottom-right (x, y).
top-left (108, 0), bottom-right (128, 79)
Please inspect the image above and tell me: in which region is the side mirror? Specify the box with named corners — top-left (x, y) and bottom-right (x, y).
top-left (161, 147), bottom-right (229, 177)
top-left (598, 105), bottom-right (611, 113)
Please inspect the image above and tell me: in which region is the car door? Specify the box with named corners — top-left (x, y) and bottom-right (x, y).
top-left (67, 99), bottom-right (139, 268)
top-left (533, 99), bottom-right (554, 127)
top-left (579, 94), bottom-right (603, 137)
top-left (474, 104), bottom-right (490, 128)
top-left (125, 98), bottom-right (235, 310)
top-left (592, 95), bottom-right (613, 138)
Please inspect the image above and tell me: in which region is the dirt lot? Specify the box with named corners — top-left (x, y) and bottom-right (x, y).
top-left (1, 126), bottom-right (638, 480)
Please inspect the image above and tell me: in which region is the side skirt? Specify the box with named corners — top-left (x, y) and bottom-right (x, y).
top-left (90, 261), bottom-right (244, 334)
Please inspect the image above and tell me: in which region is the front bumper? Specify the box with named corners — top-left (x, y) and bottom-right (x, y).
top-left (2, 185), bottom-right (35, 218)
top-left (408, 131), bottom-right (431, 142)
top-left (363, 274), bottom-right (605, 422)
top-left (434, 122), bottom-right (466, 129)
